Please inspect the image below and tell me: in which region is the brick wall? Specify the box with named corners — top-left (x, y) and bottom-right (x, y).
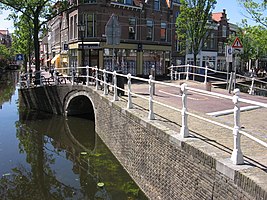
top-left (19, 85), bottom-right (267, 200)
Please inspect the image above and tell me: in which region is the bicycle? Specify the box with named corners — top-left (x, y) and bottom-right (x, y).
top-left (47, 72), bottom-right (67, 85)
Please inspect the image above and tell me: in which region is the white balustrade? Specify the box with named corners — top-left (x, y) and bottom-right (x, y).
top-left (148, 75), bottom-right (155, 120)
top-left (180, 83), bottom-right (189, 138)
top-left (127, 73), bottom-right (133, 109)
top-left (231, 89), bottom-right (244, 165)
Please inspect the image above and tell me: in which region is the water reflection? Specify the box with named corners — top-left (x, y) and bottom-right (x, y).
top-left (0, 71), bottom-right (147, 200)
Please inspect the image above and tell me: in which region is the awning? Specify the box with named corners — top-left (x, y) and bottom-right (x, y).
top-left (51, 54), bottom-right (60, 64)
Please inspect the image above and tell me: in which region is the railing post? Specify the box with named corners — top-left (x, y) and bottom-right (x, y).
top-left (148, 75), bottom-right (155, 120)
top-left (170, 64), bottom-right (173, 81)
top-left (86, 65), bottom-right (89, 86)
top-left (180, 83), bottom-right (189, 138)
top-left (249, 77), bottom-right (255, 95)
top-left (103, 69), bottom-right (108, 95)
top-left (175, 71), bottom-right (177, 80)
top-left (231, 89), bottom-right (244, 165)
top-left (54, 69), bottom-right (58, 85)
top-left (95, 67), bottom-right (99, 90)
top-left (127, 73), bottom-right (133, 109)
top-left (71, 66), bottom-right (75, 85)
top-left (186, 64), bottom-right (189, 80)
top-left (113, 71), bottom-right (119, 101)
top-left (27, 73), bottom-right (30, 88)
top-left (204, 65), bottom-right (208, 84)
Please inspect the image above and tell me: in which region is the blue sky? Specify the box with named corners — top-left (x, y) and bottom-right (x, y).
top-left (214, 0), bottom-right (257, 25)
top-left (0, 0), bottom-right (258, 32)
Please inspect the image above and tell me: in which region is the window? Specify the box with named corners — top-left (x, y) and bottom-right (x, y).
top-left (210, 32), bottom-right (215, 49)
top-left (222, 25), bottom-right (227, 37)
top-left (160, 22), bottom-right (167, 41)
top-left (111, 0), bottom-right (132, 5)
top-left (129, 18), bottom-right (136, 40)
top-left (70, 16), bottom-right (73, 39)
top-left (84, 13), bottom-right (96, 37)
top-left (84, 0), bottom-right (96, 3)
top-left (74, 15), bottom-right (77, 39)
top-left (154, 0), bottom-right (160, 11)
top-left (125, 0), bottom-right (132, 5)
top-left (146, 20), bottom-right (154, 40)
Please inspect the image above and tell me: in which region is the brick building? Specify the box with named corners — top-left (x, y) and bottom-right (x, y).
top-left (42, 0), bottom-right (181, 76)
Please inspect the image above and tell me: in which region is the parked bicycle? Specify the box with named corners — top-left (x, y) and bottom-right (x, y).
top-left (46, 72), bottom-right (67, 85)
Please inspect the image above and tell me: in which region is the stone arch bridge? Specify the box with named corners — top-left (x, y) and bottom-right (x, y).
top-left (19, 84), bottom-right (267, 200)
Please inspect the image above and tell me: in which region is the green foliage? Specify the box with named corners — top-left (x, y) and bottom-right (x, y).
top-left (0, 0), bottom-right (71, 71)
top-left (238, 0), bottom-right (267, 27)
top-left (228, 21), bottom-right (267, 63)
top-left (176, 0), bottom-right (217, 64)
top-left (0, 44), bottom-right (13, 68)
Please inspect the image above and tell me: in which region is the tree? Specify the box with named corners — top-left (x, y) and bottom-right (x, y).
top-left (8, 12), bottom-right (34, 72)
top-left (238, 0), bottom-right (267, 27)
top-left (0, 44), bottom-right (13, 68)
top-left (176, 0), bottom-right (217, 65)
top-left (233, 22), bottom-right (267, 70)
top-left (0, 0), bottom-right (70, 73)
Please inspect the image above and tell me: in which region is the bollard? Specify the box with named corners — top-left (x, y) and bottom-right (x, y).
top-left (231, 89), bottom-right (244, 165)
top-left (86, 65), bottom-right (89, 86)
top-left (180, 83), bottom-right (189, 138)
top-left (127, 73), bottom-right (133, 109)
top-left (148, 75), bottom-right (155, 120)
top-left (113, 71), bottom-right (119, 101)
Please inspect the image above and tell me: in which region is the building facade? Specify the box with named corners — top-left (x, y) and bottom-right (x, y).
top-left (42, 0), bottom-right (180, 76)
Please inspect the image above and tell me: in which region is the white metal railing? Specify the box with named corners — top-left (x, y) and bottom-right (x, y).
top-left (19, 65), bottom-right (267, 165)
top-left (169, 64), bottom-right (267, 96)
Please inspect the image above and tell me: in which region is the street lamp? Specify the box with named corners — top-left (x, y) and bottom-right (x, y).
top-left (78, 23), bottom-right (85, 69)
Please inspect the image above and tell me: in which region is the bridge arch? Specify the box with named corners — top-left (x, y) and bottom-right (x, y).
top-left (64, 91), bottom-right (96, 120)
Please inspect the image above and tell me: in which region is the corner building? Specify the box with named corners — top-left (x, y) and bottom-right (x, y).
top-left (67, 0), bottom-right (180, 76)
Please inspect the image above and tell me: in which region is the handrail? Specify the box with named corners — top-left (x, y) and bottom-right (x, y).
top-left (19, 65), bottom-right (267, 165)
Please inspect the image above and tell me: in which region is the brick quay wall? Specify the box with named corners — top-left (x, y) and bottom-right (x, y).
top-left (19, 85), bottom-right (267, 200)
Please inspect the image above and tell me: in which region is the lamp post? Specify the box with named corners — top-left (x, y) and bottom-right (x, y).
top-left (78, 23), bottom-right (85, 73)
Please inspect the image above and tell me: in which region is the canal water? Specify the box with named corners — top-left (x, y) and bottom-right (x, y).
top-left (0, 71), bottom-right (148, 200)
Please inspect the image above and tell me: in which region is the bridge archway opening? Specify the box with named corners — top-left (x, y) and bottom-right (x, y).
top-left (66, 95), bottom-right (95, 120)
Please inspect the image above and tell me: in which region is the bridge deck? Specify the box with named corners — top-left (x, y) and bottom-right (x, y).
top-left (101, 80), bottom-right (267, 173)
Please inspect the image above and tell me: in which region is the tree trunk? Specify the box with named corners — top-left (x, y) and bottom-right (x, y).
top-left (33, 16), bottom-right (40, 72)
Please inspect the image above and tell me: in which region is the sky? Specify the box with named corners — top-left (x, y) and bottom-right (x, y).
top-left (0, 0), bottom-right (258, 33)
top-left (214, 0), bottom-right (256, 25)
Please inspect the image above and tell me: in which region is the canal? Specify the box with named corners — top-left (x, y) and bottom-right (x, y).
top-left (0, 71), bottom-right (148, 200)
